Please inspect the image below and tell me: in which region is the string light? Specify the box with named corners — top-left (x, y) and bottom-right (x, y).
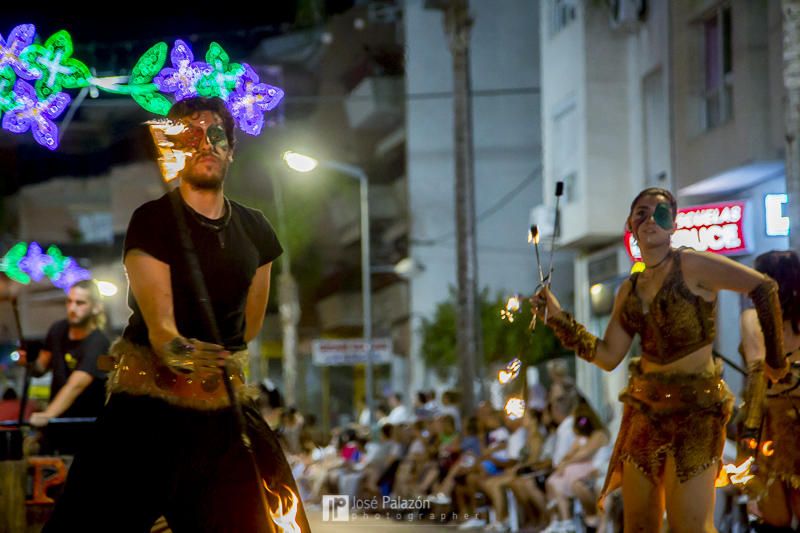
top-left (0, 23), bottom-right (285, 148)
top-left (0, 242), bottom-right (91, 291)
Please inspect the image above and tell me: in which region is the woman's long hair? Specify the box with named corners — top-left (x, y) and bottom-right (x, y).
top-left (754, 250), bottom-right (800, 334)
top-left (573, 396), bottom-right (606, 437)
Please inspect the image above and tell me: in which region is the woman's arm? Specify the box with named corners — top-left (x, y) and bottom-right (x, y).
top-left (536, 280), bottom-right (635, 371)
top-left (560, 430), bottom-right (609, 465)
top-left (685, 250), bottom-right (787, 380)
top-left (558, 437), bottom-right (581, 463)
top-left (739, 308), bottom-right (769, 440)
top-left (740, 309), bottom-right (764, 368)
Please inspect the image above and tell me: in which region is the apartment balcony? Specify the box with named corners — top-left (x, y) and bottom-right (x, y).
top-left (328, 181), bottom-right (407, 247)
top-left (315, 280), bottom-right (409, 333)
top-left (345, 76), bottom-right (404, 131)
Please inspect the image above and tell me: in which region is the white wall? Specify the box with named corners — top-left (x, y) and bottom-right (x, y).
top-left (405, 0), bottom-right (541, 393)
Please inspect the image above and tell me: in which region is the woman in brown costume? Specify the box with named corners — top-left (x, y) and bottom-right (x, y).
top-left (740, 250), bottom-right (800, 529)
top-left (533, 188), bottom-right (788, 532)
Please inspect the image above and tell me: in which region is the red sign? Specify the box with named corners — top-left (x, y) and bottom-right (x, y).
top-left (624, 201), bottom-right (750, 261)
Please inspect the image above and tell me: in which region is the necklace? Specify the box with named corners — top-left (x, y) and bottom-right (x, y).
top-left (181, 193), bottom-right (231, 248)
top-left (645, 250), bottom-right (672, 270)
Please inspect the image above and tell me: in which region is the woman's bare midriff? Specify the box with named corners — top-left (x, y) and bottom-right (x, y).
top-left (640, 344), bottom-right (716, 375)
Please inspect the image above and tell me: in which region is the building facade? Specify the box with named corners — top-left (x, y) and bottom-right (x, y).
top-left (539, 0), bottom-right (790, 420)
top-left (405, 0), bottom-right (543, 396)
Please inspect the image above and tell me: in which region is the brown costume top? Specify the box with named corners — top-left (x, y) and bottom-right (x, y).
top-left (619, 250), bottom-right (716, 364)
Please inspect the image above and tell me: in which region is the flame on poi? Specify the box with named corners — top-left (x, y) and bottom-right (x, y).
top-left (715, 456), bottom-right (756, 488)
top-left (506, 295), bottom-right (521, 313)
top-left (504, 397), bottom-right (525, 420)
top-left (501, 295), bottom-right (521, 323)
top-left (498, 358), bottom-right (522, 384)
top-left (761, 440), bottom-right (775, 457)
top-left (146, 119), bottom-right (192, 182)
top-left (263, 481), bottom-right (302, 533)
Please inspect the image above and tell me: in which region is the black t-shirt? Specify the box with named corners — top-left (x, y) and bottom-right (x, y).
top-left (122, 189), bottom-right (282, 351)
top-left (44, 319), bottom-right (110, 418)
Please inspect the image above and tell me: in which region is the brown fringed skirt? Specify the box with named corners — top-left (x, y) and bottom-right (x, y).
top-left (599, 358), bottom-right (734, 509)
top-left (755, 395), bottom-right (800, 489)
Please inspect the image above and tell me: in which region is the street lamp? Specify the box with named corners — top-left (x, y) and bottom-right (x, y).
top-left (282, 151), bottom-right (319, 173)
top-left (95, 280), bottom-right (118, 297)
top-left (282, 150), bottom-right (375, 425)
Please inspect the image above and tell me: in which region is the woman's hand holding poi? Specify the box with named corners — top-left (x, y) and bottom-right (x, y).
top-left (530, 285), bottom-right (564, 328)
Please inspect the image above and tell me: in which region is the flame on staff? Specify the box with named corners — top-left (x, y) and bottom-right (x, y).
top-left (715, 456), bottom-right (756, 488)
top-left (504, 397), bottom-right (525, 420)
top-left (146, 119), bottom-right (192, 182)
top-left (528, 226), bottom-right (540, 245)
top-left (498, 358), bottom-right (522, 384)
top-left (263, 481), bottom-right (302, 532)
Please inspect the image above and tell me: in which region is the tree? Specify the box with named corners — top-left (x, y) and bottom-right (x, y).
top-left (420, 289), bottom-right (568, 380)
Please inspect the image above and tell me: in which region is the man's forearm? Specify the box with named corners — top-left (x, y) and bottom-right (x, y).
top-left (42, 380), bottom-right (89, 418)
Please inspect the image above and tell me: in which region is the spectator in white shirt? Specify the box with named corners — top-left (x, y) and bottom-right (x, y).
top-left (384, 393), bottom-right (410, 426)
top-left (438, 390), bottom-right (462, 431)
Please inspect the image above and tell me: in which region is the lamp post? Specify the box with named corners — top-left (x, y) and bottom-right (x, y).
top-left (271, 173), bottom-right (301, 407)
top-left (282, 151), bottom-right (374, 425)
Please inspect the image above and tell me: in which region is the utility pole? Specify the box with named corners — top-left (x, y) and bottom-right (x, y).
top-left (784, 0), bottom-right (800, 248)
top-left (428, 0), bottom-right (481, 416)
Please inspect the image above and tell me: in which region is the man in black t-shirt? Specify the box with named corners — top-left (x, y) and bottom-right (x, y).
top-left (45, 97), bottom-right (309, 533)
top-left (26, 279), bottom-right (109, 425)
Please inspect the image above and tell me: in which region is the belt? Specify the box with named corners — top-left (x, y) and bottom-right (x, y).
top-left (107, 338), bottom-right (254, 410)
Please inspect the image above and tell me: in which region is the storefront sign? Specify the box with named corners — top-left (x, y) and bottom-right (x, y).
top-left (624, 201), bottom-right (751, 261)
top-left (765, 193), bottom-right (790, 236)
top-left (311, 338), bottom-right (393, 366)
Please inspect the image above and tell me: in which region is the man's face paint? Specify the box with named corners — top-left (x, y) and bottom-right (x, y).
top-left (173, 123), bottom-right (229, 153)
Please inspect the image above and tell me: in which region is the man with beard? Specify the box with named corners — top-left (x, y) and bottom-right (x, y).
top-left (28, 280), bottom-right (109, 425)
top-left (26, 280), bottom-right (110, 453)
top-left (44, 97), bottom-right (310, 532)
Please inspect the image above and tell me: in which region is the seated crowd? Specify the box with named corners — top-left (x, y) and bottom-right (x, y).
top-left (264, 362), bottom-right (622, 533)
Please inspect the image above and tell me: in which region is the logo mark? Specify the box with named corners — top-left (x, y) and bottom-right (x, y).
top-left (322, 495), bottom-right (349, 521)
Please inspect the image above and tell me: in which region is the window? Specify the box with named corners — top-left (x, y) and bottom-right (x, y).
top-left (77, 212), bottom-right (113, 243)
top-left (642, 69), bottom-right (670, 187)
top-left (552, 101), bottom-right (578, 203)
top-left (702, 5), bottom-right (733, 130)
top-left (551, 0), bottom-right (577, 36)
